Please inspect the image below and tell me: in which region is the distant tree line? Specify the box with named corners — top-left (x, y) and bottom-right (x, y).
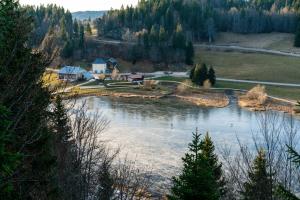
top-left (96, 0), bottom-right (300, 43)
top-left (25, 5), bottom-right (86, 59)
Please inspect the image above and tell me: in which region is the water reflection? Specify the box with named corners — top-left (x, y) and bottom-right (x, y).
top-left (76, 96), bottom-right (300, 189)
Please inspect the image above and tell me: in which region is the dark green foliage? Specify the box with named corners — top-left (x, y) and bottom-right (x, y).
top-left (190, 65), bottom-right (196, 80)
top-left (86, 23), bottom-right (92, 35)
top-left (73, 19), bottom-right (79, 38)
top-left (241, 149), bottom-right (273, 200)
top-left (172, 24), bottom-right (186, 49)
top-left (25, 5), bottom-right (86, 58)
top-left (79, 23), bottom-right (85, 49)
top-left (0, 105), bottom-right (21, 198)
top-left (168, 130), bottom-right (220, 200)
top-left (200, 133), bottom-right (226, 196)
top-left (191, 63), bottom-right (208, 86)
top-left (51, 96), bottom-right (80, 200)
top-left (294, 21), bottom-right (300, 47)
top-left (185, 41), bottom-right (194, 65)
top-left (276, 185), bottom-right (299, 200)
top-left (208, 66), bottom-right (216, 86)
top-left (62, 40), bottom-right (74, 58)
top-left (52, 96), bottom-right (72, 142)
top-left (0, 0), bottom-right (58, 198)
top-left (97, 158), bottom-right (115, 200)
top-left (97, 0), bottom-right (298, 46)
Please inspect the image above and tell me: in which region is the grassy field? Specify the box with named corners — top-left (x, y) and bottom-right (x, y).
top-left (215, 81), bottom-right (300, 100)
top-left (195, 49), bottom-right (300, 84)
top-left (213, 32), bottom-right (300, 53)
top-left (152, 76), bottom-right (300, 100)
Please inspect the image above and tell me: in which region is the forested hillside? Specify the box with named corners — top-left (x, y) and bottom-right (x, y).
top-left (97, 0), bottom-right (300, 42)
top-left (25, 5), bottom-right (86, 60)
top-left (94, 0), bottom-right (300, 64)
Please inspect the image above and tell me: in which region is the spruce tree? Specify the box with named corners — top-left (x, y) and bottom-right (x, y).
top-left (168, 129), bottom-right (220, 200)
top-left (208, 66), bottom-right (216, 86)
top-left (192, 64), bottom-right (201, 84)
top-left (294, 21), bottom-right (300, 47)
top-left (190, 65), bottom-right (196, 80)
top-left (198, 63), bottom-right (208, 86)
top-left (0, 105), bottom-right (20, 198)
top-left (200, 133), bottom-right (226, 196)
top-left (86, 23), bottom-right (92, 35)
top-left (0, 0), bottom-right (58, 198)
top-left (52, 95), bottom-right (79, 200)
top-left (185, 41), bottom-right (195, 65)
top-left (241, 149), bottom-right (273, 200)
top-left (73, 19), bottom-right (79, 38)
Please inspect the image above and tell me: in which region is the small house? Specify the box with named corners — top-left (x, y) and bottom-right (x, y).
top-left (92, 58), bottom-right (107, 74)
top-left (58, 66), bottom-right (86, 81)
top-left (128, 74), bottom-right (144, 83)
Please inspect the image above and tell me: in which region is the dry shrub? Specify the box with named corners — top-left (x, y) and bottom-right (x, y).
top-left (143, 80), bottom-right (158, 90)
top-left (245, 85), bottom-right (268, 104)
top-left (98, 74), bottom-right (106, 80)
top-left (111, 68), bottom-right (119, 80)
top-left (177, 80), bottom-right (193, 94)
top-left (203, 79), bottom-right (212, 89)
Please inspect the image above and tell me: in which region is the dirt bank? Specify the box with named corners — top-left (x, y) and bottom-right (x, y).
top-left (65, 87), bottom-right (229, 108)
top-left (238, 94), bottom-right (294, 114)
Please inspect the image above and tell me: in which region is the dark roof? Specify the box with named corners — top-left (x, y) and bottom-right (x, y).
top-left (108, 58), bottom-right (118, 63)
top-left (93, 58), bottom-right (106, 64)
top-left (59, 66), bottom-right (86, 75)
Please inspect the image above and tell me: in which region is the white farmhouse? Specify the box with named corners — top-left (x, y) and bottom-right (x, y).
top-left (58, 66), bottom-right (85, 81)
top-left (92, 58), bottom-right (107, 74)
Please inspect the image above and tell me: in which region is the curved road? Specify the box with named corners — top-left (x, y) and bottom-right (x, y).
top-left (93, 37), bottom-right (300, 58)
top-left (137, 72), bottom-right (300, 88)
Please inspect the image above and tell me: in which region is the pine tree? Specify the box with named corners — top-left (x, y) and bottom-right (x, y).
top-left (168, 129), bottom-right (220, 200)
top-left (190, 65), bottom-right (196, 80)
top-left (172, 23), bottom-right (186, 49)
top-left (192, 64), bottom-right (201, 84)
top-left (159, 25), bottom-right (167, 45)
top-left (86, 23), bottom-right (92, 35)
top-left (79, 23), bottom-right (85, 49)
top-left (0, 105), bottom-right (20, 198)
top-left (62, 39), bottom-right (74, 58)
top-left (208, 66), bottom-right (216, 86)
top-left (185, 41), bottom-right (195, 65)
top-left (0, 0), bottom-right (58, 198)
top-left (73, 19), bottom-right (79, 38)
top-left (294, 21), bottom-right (300, 47)
top-left (60, 16), bottom-right (68, 40)
top-left (52, 96), bottom-right (72, 142)
top-left (200, 133), bottom-right (226, 196)
top-left (241, 149), bottom-right (273, 200)
top-left (52, 95), bottom-right (79, 200)
top-left (199, 63), bottom-right (208, 86)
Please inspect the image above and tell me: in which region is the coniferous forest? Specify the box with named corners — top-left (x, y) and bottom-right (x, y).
top-left (2, 0), bottom-right (300, 199)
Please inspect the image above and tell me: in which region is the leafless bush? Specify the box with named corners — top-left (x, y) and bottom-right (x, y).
top-left (244, 85), bottom-right (268, 104)
top-left (70, 102), bottom-right (110, 199)
top-left (67, 101), bottom-right (153, 200)
top-left (203, 79), bottom-right (212, 89)
top-left (220, 112), bottom-right (300, 199)
top-left (143, 80), bottom-right (158, 90)
top-left (176, 80), bottom-right (193, 94)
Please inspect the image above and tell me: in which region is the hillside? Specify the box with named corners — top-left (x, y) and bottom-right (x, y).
top-left (72, 11), bottom-right (106, 20)
top-left (211, 32), bottom-right (300, 53)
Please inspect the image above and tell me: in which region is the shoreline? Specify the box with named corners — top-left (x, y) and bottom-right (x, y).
top-left (62, 86), bottom-right (298, 114)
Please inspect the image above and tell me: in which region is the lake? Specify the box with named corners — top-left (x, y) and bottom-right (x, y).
top-left (75, 96), bottom-right (300, 193)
